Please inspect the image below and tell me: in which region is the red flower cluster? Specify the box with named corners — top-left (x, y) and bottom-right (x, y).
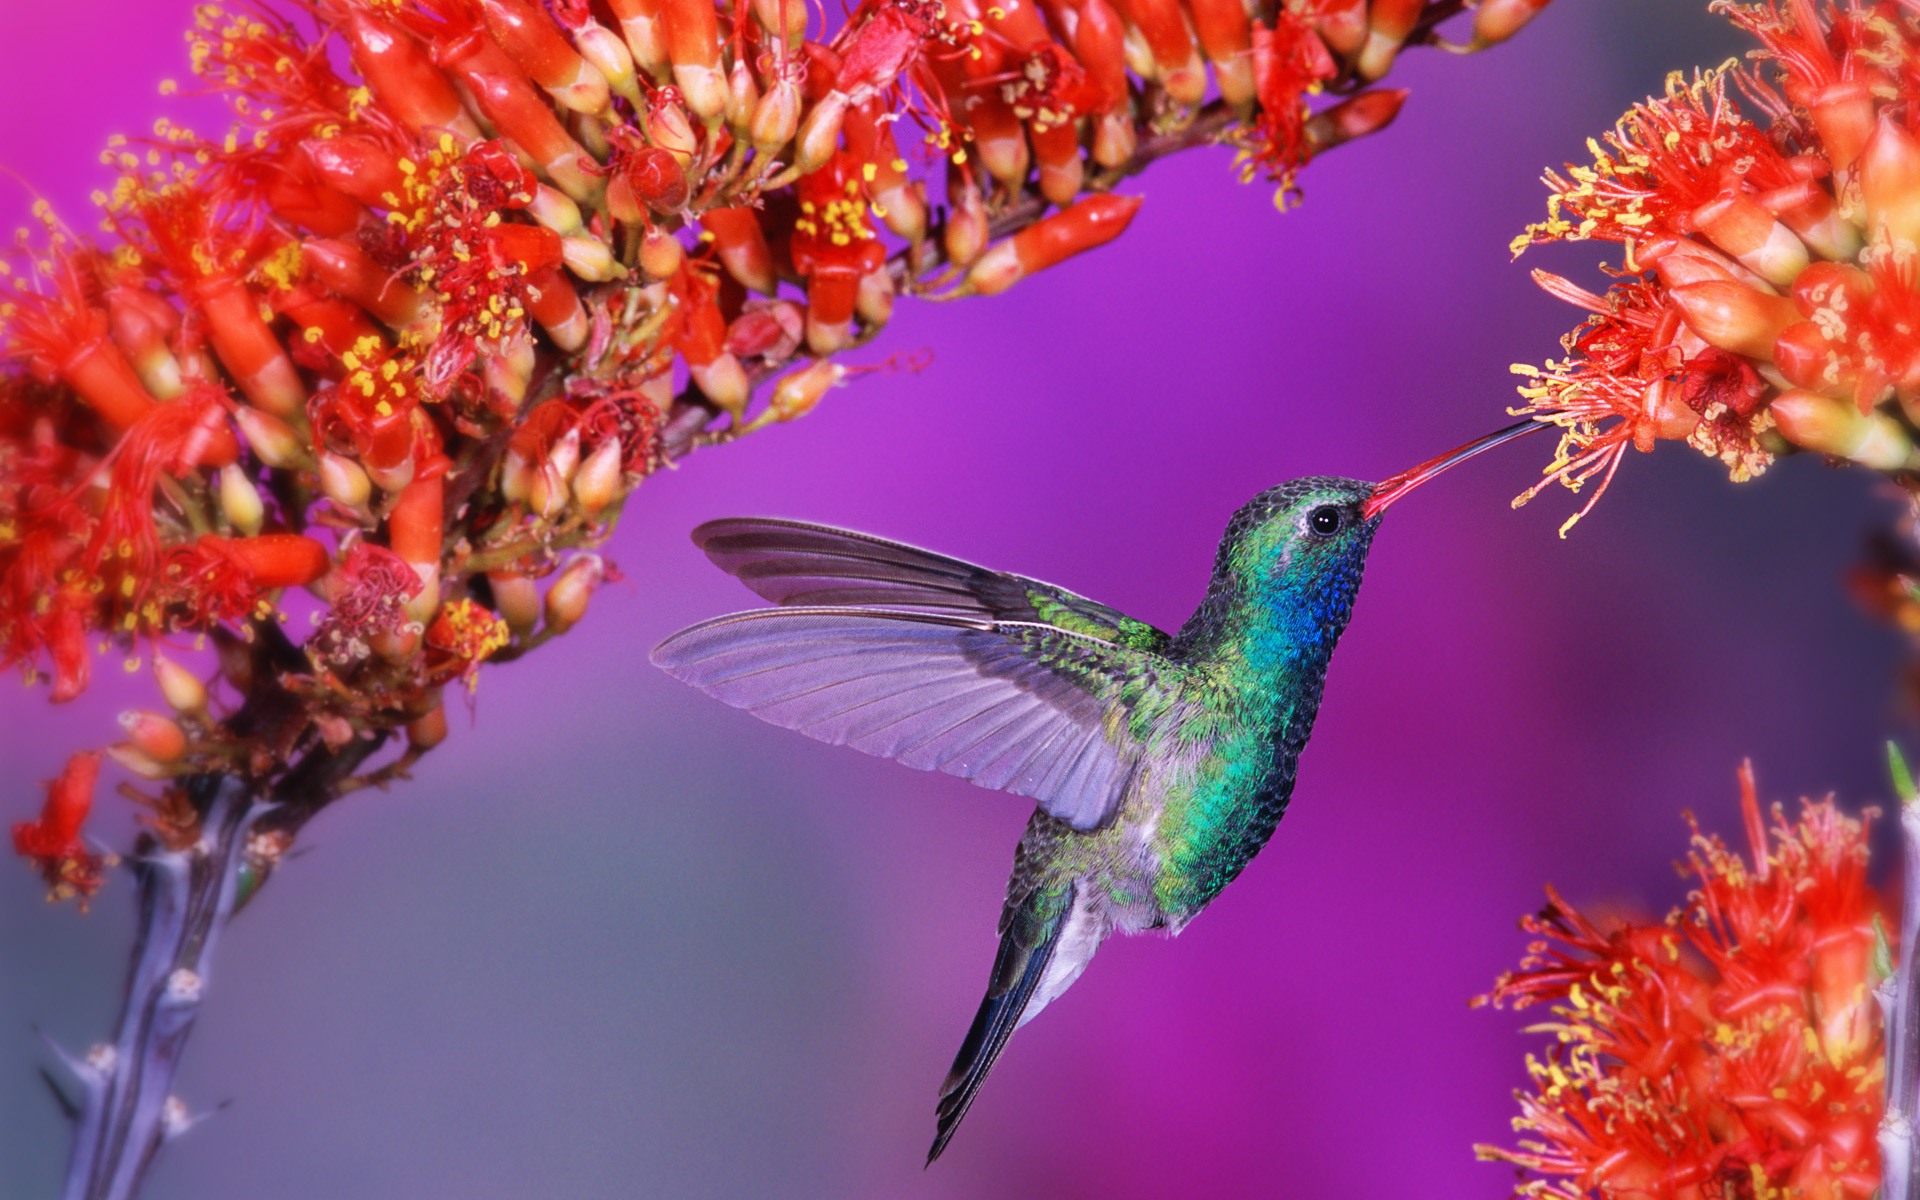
top-left (1512, 1), bottom-right (1920, 535)
top-left (1477, 764), bottom-right (1885, 1199)
top-left (1, 0), bottom-right (1547, 898)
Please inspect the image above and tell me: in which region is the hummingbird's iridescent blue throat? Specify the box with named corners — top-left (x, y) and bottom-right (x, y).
top-left (652, 418), bottom-right (1542, 1161)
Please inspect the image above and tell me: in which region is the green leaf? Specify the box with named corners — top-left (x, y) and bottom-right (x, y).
top-left (1874, 913), bottom-right (1895, 983)
top-left (1891, 741), bottom-right (1917, 805)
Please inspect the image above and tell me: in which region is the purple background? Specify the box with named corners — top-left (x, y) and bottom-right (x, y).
top-left (0, 3), bottom-right (1906, 1196)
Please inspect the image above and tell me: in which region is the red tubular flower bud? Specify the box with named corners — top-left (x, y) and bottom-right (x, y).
top-left (1771, 387), bottom-right (1917, 469)
top-left (1772, 320), bottom-right (1847, 399)
top-left (105, 284), bottom-right (184, 399)
top-left (964, 84), bottom-right (1032, 188)
top-left (340, 10), bottom-right (482, 141)
top-left (274, 289), bottom-right (383, 359)
top-left (59, 328), bottom-right (161, 432)
top-left (196, 278), bottom-right (305, 417)
top-left (466, 72), bottom-right (602, 202)
top-left (604, 0), bottom-right (671, 78)
top-left (1031, 121), bottom-right (1085, 207)
top-left (1667, 280), bottom-right (1799, 360)
top-left (964, 193), bottom-right (1142, 296)
top-left (1108, 0), bottom-right (1205, 103)
top-left (1185, 0), bottom-right (1254, 107)
top-left (525, 265), bottom-right (590, 351)
top-left (1358, 0), bottom-right (1423, 80)
top-left (477, 0), bottom-right (611, 114)
top-left (1304, 88), bottom-right (1408, 152)
top-left (119, 711), bottom-right (188, 764)
top-left (304, 136), bottom-right (409, 209)
top-left (303, 240), bottom-right (426, 329)
top-left (1471, 0), bottom-right (1551, 48)
top-left (1808, 79), bottom-right (1876, 176)
top-left (1756, 178), bottom-right (1862, 262)
top-left (845, 104), bottom-right (927, 242)
top-left (201, 533), bottom-right (332, 589)
top-left (1036, 0), bottom-right (1128, 109)
top-left (663, 0), bottom-right (726, 124)
top-left (1308, 0), bottom-right (1367, 57)
top-left (487, 223), bottom-right (566, 275)
top-left (855, 266), bottom-right (894, 328)
top-left (1861, 113), bottom-right (1920, 253)
top-left (701, 208), bottom-right (778, 294)
top-left (1692, 192), bottom-right (1809, 288)
top-left (389, 476), bottom-right (444, 568)
top-left (260, 161), bottom-right (364, 237)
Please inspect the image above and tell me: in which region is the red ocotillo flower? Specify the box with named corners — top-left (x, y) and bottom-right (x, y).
top-left (1477, 763), bottom-right (1885, 1199)
top-left (1512, 1), bottom-right (1920, 534)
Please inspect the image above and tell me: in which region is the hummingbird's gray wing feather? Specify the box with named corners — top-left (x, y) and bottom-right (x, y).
top-left (650, 607), bottom-right (1171, 830)
top-left (691, 518), bottom-right (1172, 653)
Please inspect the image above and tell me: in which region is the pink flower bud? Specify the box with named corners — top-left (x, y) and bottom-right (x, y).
top-left (1471, 0), bottom-right (1551, 48)
top-left (751, 79), bottom-right (802, 153)
top-left (318, 452), bottom-right (373, 512)
top-left (640, 227), bottom-right (685, 279)
top-left (690, 354), bottom-right (751, 416)
top-left (769, 359), bottom-right (847, 423)
top-left (233, 405), bottom-right (307, 470)
top-left (527, 185), bottom-right (585, 237)
top-left (562, 235), bottom-right (621, 282)
top-left (407, 704), bottom-right (449, 750)
top-left (218, 464), bottom-right (264, 537)
top-left (794, 93), bottom-right (850, 175)
top-left (573, 437), bottom-right (626, 515)
top-left (107, 743), bottom-right (171, 781)
top-left (544, 554), bottom-right (605, 634)
top-left (119, 711), bottom-right (188, 763)
top-left (1771, 388), bottom-right (1917, 470)
top-left (488, 571), bottom-right (542, 634)
top-left (576, 20), bottom-right (643, 106)
top-left (944, 181), bottom-right (989, 269)
top-left (153, 655), bottom-right (208, 718)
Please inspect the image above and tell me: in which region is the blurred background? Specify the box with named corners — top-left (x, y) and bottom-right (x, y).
top-left (0, 3), bottom-right (1903, 1196)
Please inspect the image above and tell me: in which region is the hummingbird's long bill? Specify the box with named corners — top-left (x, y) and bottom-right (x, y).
top-left (1360, 418), bottom-right (1547, 520)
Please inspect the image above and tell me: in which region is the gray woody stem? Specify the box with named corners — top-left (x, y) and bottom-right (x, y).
top-left (55, 775), bottom-right (259, 1200)
top-left (1880, 745), bottom-right (1920, 1200)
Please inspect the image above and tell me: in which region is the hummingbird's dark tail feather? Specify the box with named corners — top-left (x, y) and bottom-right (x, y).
top-left (927, 889), bottom-right (1072, 1165)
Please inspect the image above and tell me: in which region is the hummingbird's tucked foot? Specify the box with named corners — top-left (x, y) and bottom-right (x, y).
top-left (653, 420), bottom-right (1542, 1159)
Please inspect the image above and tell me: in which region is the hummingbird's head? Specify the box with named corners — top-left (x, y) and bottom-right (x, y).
top-left (1204, 477), bottom-right (1382, 654)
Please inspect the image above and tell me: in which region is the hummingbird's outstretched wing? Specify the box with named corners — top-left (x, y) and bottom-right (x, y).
top-left (651, 607), bottom-right (1178, 831)
top-left (690, 517), bottom-right (1172, 653)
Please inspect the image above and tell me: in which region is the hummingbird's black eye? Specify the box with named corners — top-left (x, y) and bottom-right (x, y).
top-left (1308, 506), bottom-right (1344, 537)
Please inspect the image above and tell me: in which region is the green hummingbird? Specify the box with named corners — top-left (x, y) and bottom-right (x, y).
top-left (650, 420), bottom-right (1541, 1162)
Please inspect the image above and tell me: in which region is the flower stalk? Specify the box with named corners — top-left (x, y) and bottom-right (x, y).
top-left (1882, 743), bottom-right (1920, 1200)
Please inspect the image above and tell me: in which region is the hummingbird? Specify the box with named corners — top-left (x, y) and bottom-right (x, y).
top-left (650, 419), bottom-right (1541, 1162)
